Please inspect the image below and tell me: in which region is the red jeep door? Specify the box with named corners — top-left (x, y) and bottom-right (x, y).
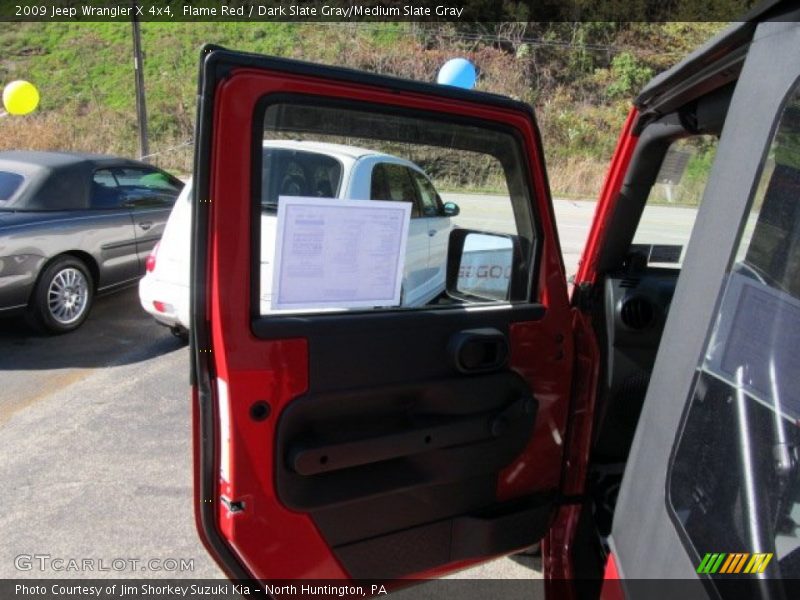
top-left (191, 46), bottom-right (581, 584)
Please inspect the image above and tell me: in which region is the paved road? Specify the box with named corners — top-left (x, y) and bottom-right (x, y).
top-left (0, 288), bottom-right (211, 578)
top-left (0, 288), bottom-right (540, 595)
top-left (446, 194), bottom-right (697, 276)
top-left (0, 197), bottom-right (696, 595)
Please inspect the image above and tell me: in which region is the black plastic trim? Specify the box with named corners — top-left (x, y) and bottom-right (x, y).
top-left (251, 302), bottom-right (543, 340)
top-left (333, 496), bottom-right (553, 580)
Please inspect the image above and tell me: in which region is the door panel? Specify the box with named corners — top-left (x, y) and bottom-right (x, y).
top-left (131, 207), bottom-right (171, 268)
top-left (82, 211), bottom-right (140, 287)
top-left (193, 48), bottom-right (574, 584)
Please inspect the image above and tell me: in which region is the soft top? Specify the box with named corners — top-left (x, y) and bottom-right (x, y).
top-left (635, 0), bottom-right (799, 115)
top-left (0, 150), bottom-right (164, 211)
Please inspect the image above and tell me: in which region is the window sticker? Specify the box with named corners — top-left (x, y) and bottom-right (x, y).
top-left (271, 196), bottom-right (411, 310)
top-left (703, 272), bottom-right (800, 420)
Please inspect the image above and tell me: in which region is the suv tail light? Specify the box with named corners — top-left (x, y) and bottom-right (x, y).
top-left (145, 242), bottom-right (160, 273)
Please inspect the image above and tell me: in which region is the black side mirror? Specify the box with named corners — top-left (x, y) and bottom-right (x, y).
top-left (442, 201), bottom-right (460, 217)
top-left (446, 229), bottom-right (521, 302)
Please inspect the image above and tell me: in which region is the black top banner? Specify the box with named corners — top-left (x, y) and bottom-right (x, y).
top-left (0, 0), bottom-right (772, 23)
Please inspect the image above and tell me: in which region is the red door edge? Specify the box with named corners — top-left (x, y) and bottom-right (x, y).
top-left (541, 307), bottom-right (600, 589)
top-left (601, 552), bottom-right (626, 600)
top-left (573, 107), bottom-right (640, 288)
top-left (541, 108), bottom-right (638, 596)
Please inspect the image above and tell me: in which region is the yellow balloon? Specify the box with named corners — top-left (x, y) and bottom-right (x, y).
top-left (3, 80), bottom-right (40, 115)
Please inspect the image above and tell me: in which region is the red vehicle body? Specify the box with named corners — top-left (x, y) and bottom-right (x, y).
top-left (191, 4), bottom-right (800, 598)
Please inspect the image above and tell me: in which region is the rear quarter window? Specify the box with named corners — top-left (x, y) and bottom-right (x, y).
top-left (0, 170), bottom-right (24, 203)
top-left (261, 149), bottom-right (343, 208)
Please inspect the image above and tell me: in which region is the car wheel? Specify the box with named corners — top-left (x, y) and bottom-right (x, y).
top-left (27, 256), bottom-right (94, 334)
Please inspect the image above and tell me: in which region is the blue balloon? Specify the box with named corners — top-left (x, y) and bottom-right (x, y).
top-left (437, 58), bottom-right (477, 90)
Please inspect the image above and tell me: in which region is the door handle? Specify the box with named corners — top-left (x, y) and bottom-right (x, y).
top-left (448, 328), bottom-right (509, 374)
top-left (138, 221), bottom-right (153, 231)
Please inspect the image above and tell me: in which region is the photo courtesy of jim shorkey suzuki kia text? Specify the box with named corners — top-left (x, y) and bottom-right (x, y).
top-left (14, 583), bottom-right (390, 596)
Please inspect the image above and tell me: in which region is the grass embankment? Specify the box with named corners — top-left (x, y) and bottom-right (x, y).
top-left (0, 22), bottom-right (724, 198)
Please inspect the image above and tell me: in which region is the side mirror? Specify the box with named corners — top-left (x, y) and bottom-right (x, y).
top-left (442, 201), bottom-right (460, 217)
top-left (446, 229), bottom-right (520, 302)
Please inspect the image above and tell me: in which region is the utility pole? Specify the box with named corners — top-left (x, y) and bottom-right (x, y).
top-left (131, 3), bottom-right (149, 162)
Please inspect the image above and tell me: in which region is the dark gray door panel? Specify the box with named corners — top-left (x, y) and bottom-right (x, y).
top-left (131, 207), bottom-right (171, 267)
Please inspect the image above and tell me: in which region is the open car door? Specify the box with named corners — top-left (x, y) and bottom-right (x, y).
top-left (191, 46), bottom-right (588, 584)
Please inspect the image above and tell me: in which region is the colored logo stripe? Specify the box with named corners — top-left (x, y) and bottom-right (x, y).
top-left (697, 553), bottom-right (773, 574)
top-left (744, 553), bottom-right (773, 574)
top-left (697, 553), bottom-right (725, 574)
top-left (719, 553), bottom-right (748, 574)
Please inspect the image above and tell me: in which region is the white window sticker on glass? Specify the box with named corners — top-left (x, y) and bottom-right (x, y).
top-left (270, 196), bottom-right (411, 310)
top-left (703, 273), bottom-right (800, 421)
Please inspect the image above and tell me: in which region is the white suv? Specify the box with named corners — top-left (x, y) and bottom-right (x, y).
top-left (138, 140), bottom-right (459, 335)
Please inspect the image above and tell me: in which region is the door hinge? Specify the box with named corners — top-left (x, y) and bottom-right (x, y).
top-left (573, 282), bottom-right (596, 312)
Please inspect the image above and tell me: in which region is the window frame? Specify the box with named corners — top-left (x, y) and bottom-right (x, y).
top-left (250, 92), bottom-right (543, 333)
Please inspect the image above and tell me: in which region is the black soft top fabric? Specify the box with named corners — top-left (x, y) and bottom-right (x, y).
top-left (0, 150), bottom-right (160, 210)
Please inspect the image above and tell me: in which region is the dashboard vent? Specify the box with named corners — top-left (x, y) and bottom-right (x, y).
top-left (619, 277), bottom-right (640, 289)
top-left (620, 296), bottom-right (655, 330)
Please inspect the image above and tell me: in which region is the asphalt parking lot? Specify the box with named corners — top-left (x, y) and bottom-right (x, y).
top-left (0, 287), bottom-right (541, 593)
top-left (0, 197), bottom-right (694, 595)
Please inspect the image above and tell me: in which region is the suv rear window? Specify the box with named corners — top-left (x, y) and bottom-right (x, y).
top-left (261, 149), bottom-right (342, 208)
top-left (0, 171), bottom-right (24, 203)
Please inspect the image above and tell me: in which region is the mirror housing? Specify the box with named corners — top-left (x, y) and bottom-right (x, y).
top-left (446, 229), bottom-right (522, 302)
top-left (442, 201), bottom-right (460, 217)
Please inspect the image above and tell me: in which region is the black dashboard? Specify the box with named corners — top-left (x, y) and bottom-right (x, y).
top-left (593, 267), bottom-right (680, 461)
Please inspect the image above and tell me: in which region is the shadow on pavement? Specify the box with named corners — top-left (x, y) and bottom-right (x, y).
top-left (0, 286), bottom-right (185, 370)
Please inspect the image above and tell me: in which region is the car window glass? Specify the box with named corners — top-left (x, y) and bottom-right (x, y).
top-left (90, 169), bottom-right (125, 209)
top-left (93, 169), bottom-right (117, 188)
top-left (261, 149), bottom-right (342, 208)
top-left (0, 171), bottom-right (24, 204)
top-left (630, 136), bottom-right (718, 267)
top-left (112, 167), bottom-right (180, 208)
top-left (370, 163), bottom-right (421, 218)
top-left (114, 167), bottom-right (181, 192)
top-left (668, 81), bottom-right (800, 592)
top-left (258, 101), bottom-right (530, 315)
top-left (411, 170), bottom-right (442, 217)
